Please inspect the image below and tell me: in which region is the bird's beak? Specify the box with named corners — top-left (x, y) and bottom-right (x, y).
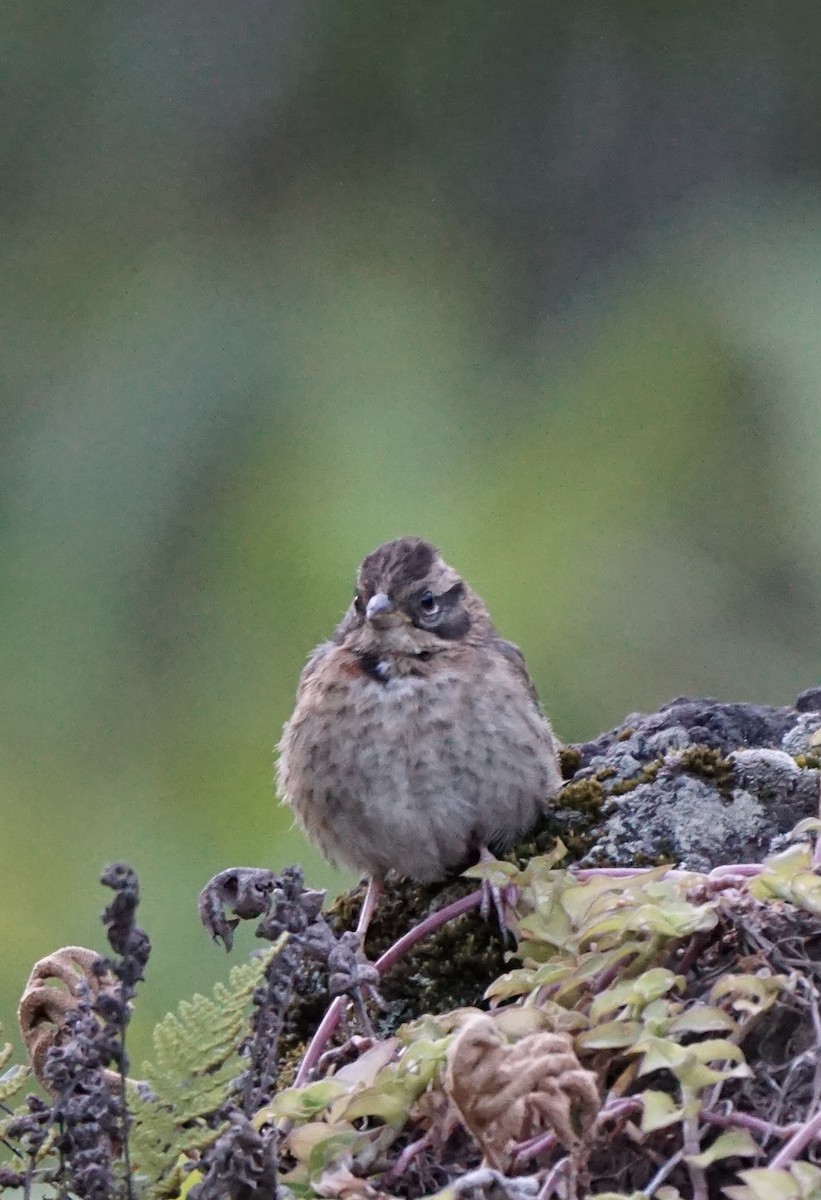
top-left (365, 592), bottom-right (407, 629)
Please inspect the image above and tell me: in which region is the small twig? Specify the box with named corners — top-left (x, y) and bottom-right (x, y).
top-left (644, 1148), bottom-right (683, 1195)
top-left (380, 1133), bottom-right (431, 1188)
top-left (571, 863), bottom-right (762, 885)
top-left (801, 976), bottom-right (821, 1115)
top-left (512, 1096), bottom-right (640, 1169)
top-left (675, 928), bottom-right (716, 975)
top-left (597, 1097), bottom-right (643, 1127)
top-left (450, 1166), bottom-right (541, 1198)
top-left (700, 1107), bottom-right (801, 1141)
top-left (23, 1152), bottom-right (35, 1200)
top-left (707, 864), bottom-right (763, 880)
top-left (537, 1154), bottom-right (569, 1199)
top-left (511, 1128), bottom-right (556, 1168)
top-left (681, 1105), bottom-right (708, 1200)
top-left (769, 1107), bottom-right (821, 1170)
top-left (316, 1035), bottom-right (373, 1076)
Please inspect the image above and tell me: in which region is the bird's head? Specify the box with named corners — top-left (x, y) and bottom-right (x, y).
top-left (335, 537), bottom-right (492, 658)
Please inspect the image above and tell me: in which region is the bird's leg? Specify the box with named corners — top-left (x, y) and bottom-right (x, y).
top-left (324, 876), bottom-right (384, 1037)
top-left (356, 875), bottom-right (382, 939)
top-left (293, 889), bottom-right (482, 1087)
top-left (475, 846), bottom-right (519, 935)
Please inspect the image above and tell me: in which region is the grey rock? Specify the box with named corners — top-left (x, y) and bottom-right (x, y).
top-left (781, 712), bottom-right (821, 756)
top-left (569, 691), bottom-right (821, 872)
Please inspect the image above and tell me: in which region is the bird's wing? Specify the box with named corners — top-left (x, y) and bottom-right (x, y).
top-left (488, 635), bottom-right (542, 708)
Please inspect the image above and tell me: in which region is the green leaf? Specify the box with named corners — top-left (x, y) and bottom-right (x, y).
top-left (791, 817), bottom-right (821, 837)
top-left (667, 1005), bottom-right (737, 1035)
top-left (333, 1037), bottom-right (399, 1087)
top-left (790, 1161), bottom-right (821, 1195)
top-left (790, 872), bottom-right (821, 914)
top-left (341, 1084), bottom-right (411, 1128)
top-left (633, 968), bottom-right (684, 1001)
top-left (463, 858), bottom-right (520, 884)
top-left (581, 1193), bottom-right (649, 1200)
top-left (626, 900), bottom-right (717, 937)
top-left (577, 1019), bottom-right (642, 1050)
top-left (517, 907), bottom-right (573, 950)
top-left (589, 977), bottom-right (639, 1021)
top-left (679, 1062), bottom-right (749, 1089)
top-left (527, 840), bottom-right (569, 873)
top-left (271, 1079), bottom-right (351, 1121)
top-left (485, 967), bottom-right (538, 1001)
top-left (685, 1128), bottom-right (758, 1167)
top-left (710, 973), bottom-right (784, 1014)
top-left (640, 1089), bottom-right (683, 1132)
top-left (306, 1129), bottom-right (362, 1176)
top-left (730, 1167), bottom-right (802, 1200)
top-left (0, 1063), bottom-right (30, 1107)
top-left (178, 1167), bottom-right (204, 1198)
top-left (633, 1035), bottom-right (688, 1074)
top-left (589, 968), bottom-right (679, 1022)
top-left (750, 844), bottom-right (818, 910)
top-left (687, 1038), bottom-right (746, 1064)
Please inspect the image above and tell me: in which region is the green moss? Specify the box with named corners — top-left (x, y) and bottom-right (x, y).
top-left (559, 745), bottom-right (582, 778)
top-left (559, 776), bottom-right (606, 812)
top-left (678, 745), bottom-right (735, 792)
top-left (609, 758), bottom-right (662, 795)
top-left (630, 840), bottom-right (676, 868)
top-left (511, 777), bottom-right (606, 865)
top-left (795, 753), bottom-right (821, 770)
top-left (617, 726), bottom-right (636, 742)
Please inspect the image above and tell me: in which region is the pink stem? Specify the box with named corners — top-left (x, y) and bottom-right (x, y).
top-left (380, 1134), bottom-right (430, 1187)
top-left (294, 889), bottom-right (483, 1086)
top-left (293, 996), bottom-right (346, 1087)
top-left (374, 891), bottom-right (483, 976)
top-left (769, 1108), bottom-right (821, 1169)
top-left (701, 1108), bottom-right (800, 1140)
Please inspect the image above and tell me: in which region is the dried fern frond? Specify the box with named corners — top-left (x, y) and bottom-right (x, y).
top-left (444, 1014), bottom-right (600, 1171)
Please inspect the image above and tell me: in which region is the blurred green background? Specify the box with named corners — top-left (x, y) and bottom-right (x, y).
top-left (3, 1), bottom-right (821, 1059)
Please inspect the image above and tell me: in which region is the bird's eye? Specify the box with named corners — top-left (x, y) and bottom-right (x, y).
top-left (354, 594), bottom-right (365, 615)
top-left (419, 591), bottom-right (439, 616)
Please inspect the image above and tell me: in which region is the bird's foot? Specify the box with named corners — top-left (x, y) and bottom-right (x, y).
top-left (467, 849), bottom-right (520, 941)
top-left (328, 929), bottom-right (386, 1037)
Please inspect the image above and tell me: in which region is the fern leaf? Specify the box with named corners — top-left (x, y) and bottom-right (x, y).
top-left (0, 1063), bottom-right (30, 1109)
top-left (0, 1027), bottom-right (31, 1156)
top-left (129, 942), bottom-right (281, 1198)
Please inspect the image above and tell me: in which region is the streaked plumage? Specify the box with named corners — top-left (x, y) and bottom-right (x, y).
top-left (277, 537), bottom-right (562, 882)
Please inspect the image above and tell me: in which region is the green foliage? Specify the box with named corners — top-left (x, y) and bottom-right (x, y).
top-left (266, 1023), bottom-right (454, 1196)
top-left (266, 827), bottom-right (821, 1195)
top-left (0, 1028), bottom-right (30, 1147)
top-left (726, 1163), bottom-right (821, 1200)
top-left (749, 841), bottom-right (821, 914)
top-left (486, 843), bottom-right (718, 1008)
top-left (6, 823), bottom-right (821, 1195)
top-left (128, 941), bottom-right (281, 1198)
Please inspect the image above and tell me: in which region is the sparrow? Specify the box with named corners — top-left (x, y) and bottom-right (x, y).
top-left (277, 537), bottom-right (562, 921)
